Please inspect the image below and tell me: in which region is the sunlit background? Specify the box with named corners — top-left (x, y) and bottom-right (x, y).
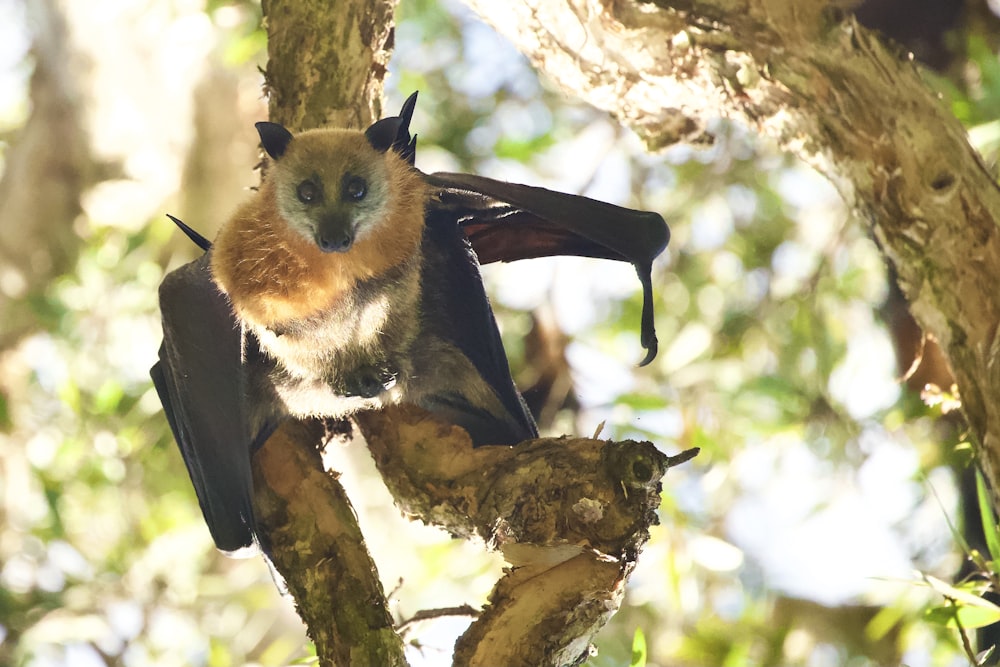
top-left (0, 0), bottom-right (991, 665)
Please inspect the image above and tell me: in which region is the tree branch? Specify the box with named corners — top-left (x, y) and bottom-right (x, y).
top-left (356, 405), bottom-right (688, 667)
top-left (254, 3), bottom-right (406, 665)
top-left (261, 0), bottom-right (396, 130)
top-left (460, 0), bottom-right (1000, 503)
top-left (252, 419), bottom-right (407, 667)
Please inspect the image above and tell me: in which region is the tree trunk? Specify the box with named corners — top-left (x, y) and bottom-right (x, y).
top-left (459, 0), bottom-right (1000, 505)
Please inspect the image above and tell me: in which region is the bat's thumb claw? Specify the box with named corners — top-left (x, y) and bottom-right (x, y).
top-left (637, 335), bottom-right (657, 367)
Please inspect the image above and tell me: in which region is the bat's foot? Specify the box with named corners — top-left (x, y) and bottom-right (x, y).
top-left (342, 365), bottom-right (398, 399)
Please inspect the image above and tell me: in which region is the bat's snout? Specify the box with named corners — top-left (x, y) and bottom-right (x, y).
top-left (316, 233), bottom-right (353, 253)
top-left (315, 227), bottom-right (354, 253)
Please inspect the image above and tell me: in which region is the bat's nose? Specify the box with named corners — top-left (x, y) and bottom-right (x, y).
top-left (315, 230), bottom-right (353, 253)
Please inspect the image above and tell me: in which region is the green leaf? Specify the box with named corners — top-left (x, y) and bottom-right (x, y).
top-left (921, 574), bottom-right (1000, 629)
top-left (629, 627), bottom-right (647, 667)
top-left (976, 470), bottom-right (1000, 565)
top-left (924, 603), bottom-right (1000, 630)
top-left (923, 574), bottom-right (992, 607)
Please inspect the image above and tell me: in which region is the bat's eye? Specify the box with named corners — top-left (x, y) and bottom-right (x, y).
top-left (297, 180), bottom-right (319, 204)
top-left (344, 176), bottom-right (367, 201)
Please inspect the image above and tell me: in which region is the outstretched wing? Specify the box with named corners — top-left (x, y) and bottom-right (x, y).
top-left (424, 171), bottom-right (669, 366)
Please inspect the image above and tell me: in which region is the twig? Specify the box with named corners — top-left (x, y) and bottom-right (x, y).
top-left (397, 605), bottom-right (480, 635)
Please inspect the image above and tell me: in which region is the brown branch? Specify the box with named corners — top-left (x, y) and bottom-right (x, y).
top-left (355, 405), bottom-right (693, 666)
top-left (356, 406), bottom-right (670, 556)
top-left (253, 407), bottom-right (690, 666)
top-left (397, 605), bottom-right (479, 635)
top-left (252, 419), bottom-right (407, 667)
top-left (459, 0), bottom-right (1000, 509)
top-left (254, 2), bottom-right (406, 665)
top-left (261, 0), bottom-right (397, 130)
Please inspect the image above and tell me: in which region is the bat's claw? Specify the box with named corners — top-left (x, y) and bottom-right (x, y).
top-left (343, 365), bottom-right (398, 398)
top-left (638, 340), bottom-right (657, 368)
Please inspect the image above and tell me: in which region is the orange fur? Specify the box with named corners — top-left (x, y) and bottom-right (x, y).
top-left (211, 141), bottom-right (428, 327)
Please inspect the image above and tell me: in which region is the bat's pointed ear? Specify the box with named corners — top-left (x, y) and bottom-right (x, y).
top-left (365, 91), bottom-right (418, 165)
top-left (255, 121), bottom-right (293, 160)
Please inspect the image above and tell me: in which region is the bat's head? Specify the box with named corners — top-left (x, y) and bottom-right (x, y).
top-left (211, 97), bottom-right (427, 326)
top-left (255, 93), bottom-right (421, 255)
top-left (257, 125), bottom-right (396, 254)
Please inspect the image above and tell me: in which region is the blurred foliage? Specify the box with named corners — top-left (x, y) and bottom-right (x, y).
top-left (929, 33), bottom-right (1000, 167)
top-left (2, 0), bottom-right (1000, 666)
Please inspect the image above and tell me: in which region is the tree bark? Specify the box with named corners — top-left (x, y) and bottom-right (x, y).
top-left (261, 0), bottom-right (396, 130)
top-left (252, 419), bottom-right (408, 667)
top-left (459, 0), bottom-right (1000, 504)
top-left (356, 405), bottom-right (680, 667)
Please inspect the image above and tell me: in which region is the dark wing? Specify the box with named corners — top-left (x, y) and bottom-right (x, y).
top-left (424, 172), bottom-right (669, 366)
top-left (419, 206), bottom-right (538, 445)
top-left (366, 92), bottom-right (534, 444)
top-left (150, 251), bottom-right (262, 556)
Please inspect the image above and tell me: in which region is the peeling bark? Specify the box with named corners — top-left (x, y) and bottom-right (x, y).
top-left (459, 0), bottom-right (1000, 505)
top-left (253, 405), bottom-right (683, 666)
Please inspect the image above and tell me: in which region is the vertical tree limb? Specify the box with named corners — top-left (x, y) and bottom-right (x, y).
top-left (261, 0), bottom-right (397, 130)
top-left (253, 2), bottom-right (405, 665)
top-left (252, 419), bottom-right (408, 667)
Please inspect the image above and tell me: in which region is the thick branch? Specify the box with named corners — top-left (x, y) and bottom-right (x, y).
top-left (253, 408), bottom-right (683, 667)
top-left (252, 419), bottom-right (407, 667)
top-left (261, 0), bottom-right (396, 130)
top-left (356, 405), bottom-right (687, 667)
top-left (255, 2), bottom-right (405, 665)
top-left (460, 0), bottom-right (1000, 500)
top-left (356, 406), bottom-right (666, 557)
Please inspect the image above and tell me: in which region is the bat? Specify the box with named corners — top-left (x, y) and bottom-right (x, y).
top-left (151, 92), bottom-right (669, 555)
